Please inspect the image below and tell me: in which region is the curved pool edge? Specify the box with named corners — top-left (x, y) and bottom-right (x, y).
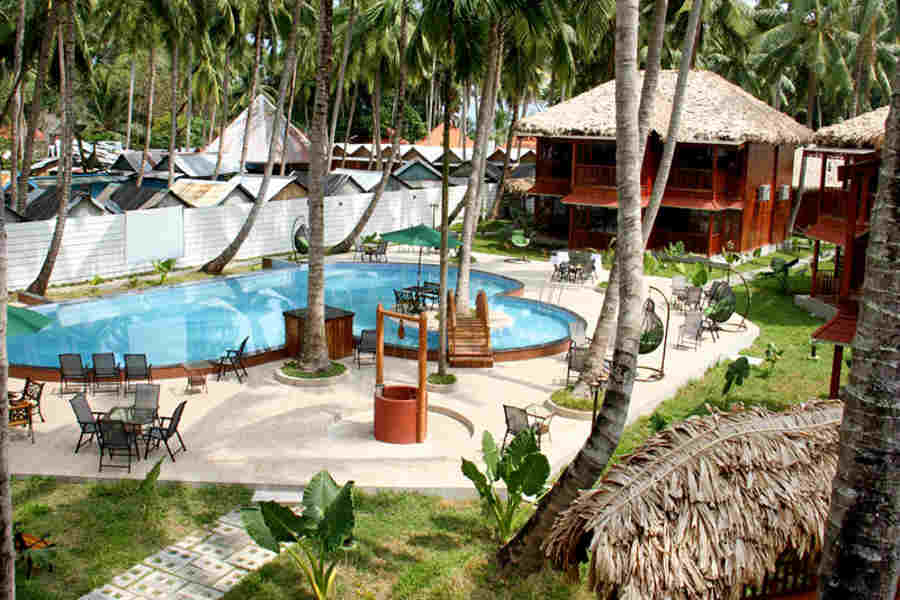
top-left (10, 262), bottom-right (587, 381)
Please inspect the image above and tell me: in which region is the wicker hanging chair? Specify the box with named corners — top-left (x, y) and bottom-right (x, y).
top-left (292, 220), bottom-right (310, 256)
top-left (706, 282), bottom-right (737, 324)
top-left (639, 298), bottom-right (664, 355)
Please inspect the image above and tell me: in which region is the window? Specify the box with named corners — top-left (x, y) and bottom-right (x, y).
top-left (577, 142), bottom-right (616, 166)
top-left (539, 141), bottom-right (573, 179)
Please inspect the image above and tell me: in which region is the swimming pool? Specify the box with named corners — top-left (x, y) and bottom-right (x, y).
top-left (9, 263), bottom-right (582, 369)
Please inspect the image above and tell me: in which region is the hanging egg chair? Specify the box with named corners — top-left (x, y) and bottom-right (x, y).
top-left (292, 218), bottom-right (310, 257)
top-left (639, 298), bottom-right (665, 355)
top-left (636, 286), bottom-right (671, 382)
top-left (706, 282), bottom-right (737, 325)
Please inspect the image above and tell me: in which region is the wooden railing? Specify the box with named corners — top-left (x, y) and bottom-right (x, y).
top-left (575, 164), bottom-right (616, 187)
top-left (668, 167), bottom-right (713, 190)
top-left (475, 290), bottom-right (491, 350)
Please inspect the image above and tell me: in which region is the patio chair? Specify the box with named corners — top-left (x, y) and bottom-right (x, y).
top-left (353, 239), bottom-right (365, 261)
top-left (671, 275), bottom-right (688, 310)
top-left (144, 400), bottom-right (187, 461)
top-left (11, 378), bottom-right (46, 423)
top-left (68, 393), bottom-right (104, 453)
top-left (393, 289), bottom-right (419, 314)
top-left (677, 311), bottom-right (704, 350)
top-left (91, 353), bottom-right (121, 395)
top-left (8, 399), bottom-right (34, 444)
top-left (58, 354), bottom-right (90, 395)
top-left (215, 336), bottom-right (249, 382)
top-left (566, 346), bottom-right (591, 387)
top-left (132, 383), bottom-right (160, 426)
top-left (374, 240), bottom-right (389, 263)
top-left (123, 354), bottom-right (153, 393)
top-left (502, 405), bottom-right (551, 451)
top-left (98, 419), bottom-right (140, 473)
top-left (355, 329), bottom-right (377, 368)
top-left (568, 320), bottom-right (591, 352)
top-left (422, 281), bottom-right (440, 309)
top-left (683, 286), bottom-right (703, 312)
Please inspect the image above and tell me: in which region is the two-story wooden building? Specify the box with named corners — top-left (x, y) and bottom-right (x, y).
top-left (805, 106), bottom-right (887, 399)
top-left (515, 70), bottom-right (813, 255)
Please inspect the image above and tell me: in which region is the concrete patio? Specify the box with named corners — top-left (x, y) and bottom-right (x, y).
top-left (9, 251), bottom-right (759, 497)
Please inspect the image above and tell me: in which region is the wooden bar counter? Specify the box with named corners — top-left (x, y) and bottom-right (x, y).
top-left (283, 305), bottom-right (355, 359)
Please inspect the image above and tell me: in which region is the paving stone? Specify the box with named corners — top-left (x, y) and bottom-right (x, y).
top-left (226, 545), bottom-right (278, 571)
top-left (191, 542), bottom-right (234, 562)
top-left (251, 489), bottom-right (303, 504)
top-left (143, 546), bottom-right (198, 573)
top-left (217, 509), bottom-right (244, 527)
top-left (129, 571), bottom-right (189, 598)
top-left (86, 585), bottom-right (139, 600)
top-left (111, 564), bottom-right (155, 588)
top-left (205, 532), bottom-right (252, 552)
top-left (212, 568), bottom-right (248, 593)
top-left (174, 583), bottom-right (225, 600)
top-left (173, 531), bottom-right (212, 550)
top-left (211, 522), bottom-right (246, 537)
top-left (171, 563), bottom-right (224, 587)
top-left (190, 556), bottom-right (237, 581)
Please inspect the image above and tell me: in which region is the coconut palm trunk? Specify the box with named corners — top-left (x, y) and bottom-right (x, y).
top-left (329, 2), bottom-right (408, 255)
top-left (136, 44), bottom-right (157, 188)
top-left (339, 82), bottom-right (358, 169)
top-left (499, 0), bottom-right (706, 572)
top-left (9, 0), bottom-right (25, 213)
top-left (817, 70), bottom-right (900, 600)
top-left (437, 0), bottom-right (454, 377)
top-left (279, 65), bottom-right (298, 175)
top-left (125, 57), bottom-right (135, 149)
top-left (185, 40), bottom-right (193, 149)
top-left (202, 5), bottom-right (304, 275)
top-left (328, 0), bottom-right (356, 168)
top-left (489, 99), bottom-right (519, 220)
top-left (27, 0), bottom-right (74, 297)
top-left (17, 0), bottom-right (55, 207)
top-left (454, 20), bottom-right (501, 313)
top-left (371, 66), bottom-right (383, 170)
top-left (0, 174), bottom-right (12, 598)
top-left (299, 0), bottom-right (335, 372)
top-left (213, 49), bottom-right (230, 180)
top-left (238, 11), bottom-right (264, 176)
top-left (168, 40), bottom-right (179, 189)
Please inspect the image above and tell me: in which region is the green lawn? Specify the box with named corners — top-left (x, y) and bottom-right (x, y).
top-left (11, 475), bottom-right (250, 599)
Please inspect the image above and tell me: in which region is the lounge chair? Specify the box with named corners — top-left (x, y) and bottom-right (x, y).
top-left (91, 353), bottom-right (121, 395)
top-left (123, 354), bottom-right (153, 393)
top-left (215, 336), bottom-right (250, 382)
top-left (132, 383), bottom-right (160, 426)
top-left (59, 354), bottom-right (90, 395)
top-left (144, 401), bottom-right (187, 461)
top-left (671, 275), bottom-right (688, 310)
top-left (68, 393), bottom-right (104, 453)
top-left (355, 329), bottom-right (377, 368)
top-left (98, 419), bottom-right (140, 473)
top-left (11, 378), bottom-right (46, 423)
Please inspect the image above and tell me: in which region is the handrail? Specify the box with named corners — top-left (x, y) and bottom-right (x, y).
top-left (447, 291), bottom-right (457, 356)
top-left (475, 290), bottom-right (491, 353)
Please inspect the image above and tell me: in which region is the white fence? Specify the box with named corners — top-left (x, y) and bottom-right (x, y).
top-left (6, 184), bottom-right (495, 291)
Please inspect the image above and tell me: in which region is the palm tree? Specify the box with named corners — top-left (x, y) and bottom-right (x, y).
top-left (817, 69), bottom-right (900, 600)
top-left (27, 0), bottom-right (74, 296)
top-left (8, 0), bottom-right (25, 213)
top-left (327, 0), bottom-right (358, 167)
top-left (848, 0), bottom-right (897, 117)
top-left (238, 3), bottom-right (268, 175)
top-left (135, 42), bottom-right (157, 188)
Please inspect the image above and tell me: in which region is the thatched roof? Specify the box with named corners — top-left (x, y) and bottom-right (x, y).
top-left (545, 401), bottom-right (842, 600)
top-left (813, 106), bottom-right (889, 149)
top-left (516, 70), bottom-right (813, 146)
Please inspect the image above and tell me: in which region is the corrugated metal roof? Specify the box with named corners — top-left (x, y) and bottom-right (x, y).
top-left (155, 153), bottom-right (240, 177)
top-left (394, 159), bottom-right (443, 181)
top-left (108, 182), bottom-right (171, 211)
top-left (203, 94), bottom-right (311, 164)
top-left (237, 175), bottom-right (299, 202)
top-left (331, 168), bottom-right (411, 192)
top-left (294, 172), bottom-right (364, 196)
top-left (168, 177), bottom-right (246, 207)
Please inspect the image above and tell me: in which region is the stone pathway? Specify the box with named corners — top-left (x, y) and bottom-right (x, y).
top-left (79, 500), bottom-right (289, 600)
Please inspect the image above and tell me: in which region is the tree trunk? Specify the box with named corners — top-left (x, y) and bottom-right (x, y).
top-left (201, 0), bottom-right (304, 277)
top-left (280, 63), bottom-right (298, 176)
top-left (489, 99), bottom-right (519, 219)
top-left (437, 1), bottom-right (454, 377)
top-left (168, 40), bottom-right (179, 189)
top-left (0, 151), bottom-right (12, 600)
top-left (454, 21), bottom-right (501, 313)
top-left (136, 44), bottom-right (156, 188)
top-left (426, 55), bottom-right (436, 134)
top-left (299, 0), bottom-right (334, 372)
top-left (185, 39), bottom-right (193, 149)
top-left (461, 81), bottom-right (468, 162)
top-left (10, 0), bottom-right (25, 214)
top-left (328, 0), bottom-right (356, 169)
top-left (340, 82), bottom-right (358, 169)
top-left (125, 57), bottom-right (136, 150)
top-left (373, 65), bottom-right (383, 170)
top-left (239, 11), bottom-right (264, 175)
top-left (499, 0), bottom-right (704, 572)
top-left (818, 70), bottom-right (900, 600)
top-left (208, 99), bottom-right (216, 146)
top-left (328, 2), bottom-right (408, 256)
top-left (17, 0), bottom-right (54, 207)
top-left (214, 49), bottom-right (230, 181)
top-left (807, 68), bottom-right (816, 129)
top-left (27, 0), bottom-right (74, 297)
top-left (786, 151), bottom-right (808, 243)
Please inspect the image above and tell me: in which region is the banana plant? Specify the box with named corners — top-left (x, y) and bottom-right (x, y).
top-left (461, 429), bottom-right (550, 542)
top-left (242, 470), bottom-right (356, 600)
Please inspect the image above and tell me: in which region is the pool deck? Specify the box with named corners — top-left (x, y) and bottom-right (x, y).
top-left (8, 250), bottom-right (759, 498)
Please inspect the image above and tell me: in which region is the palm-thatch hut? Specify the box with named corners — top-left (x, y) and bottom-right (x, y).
top-left (516, 70), bottom-right (813, 256)
top-left (800, 105), bottom-right (888, 399)
top-left (545, 402), bottom-right (842, 600)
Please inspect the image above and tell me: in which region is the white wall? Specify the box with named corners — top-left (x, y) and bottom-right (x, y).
top-left (6, 184), bottom-right (491, 291)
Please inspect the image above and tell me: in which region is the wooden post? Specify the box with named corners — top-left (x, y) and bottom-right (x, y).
top-left (830, 345), bottom-right (843, 399)
top-left (375, 303), bottom-right (384, 385)
top-left (811, 240), bottom-right (821, 297)
top-left (839, 173), bottom-right (860, 301)
top-left (711, 146), bottom-right (719, 202)
top-left (707, 212), bottom-right (714, 257)
top-left (417, 311), bottom-right (428, 442)
top-left (568, 205), bottom-right (575, 249)
top-left (818, 153), bottom-right (827, 217)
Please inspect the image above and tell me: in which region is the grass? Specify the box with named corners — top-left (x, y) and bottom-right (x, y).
top-left (225, 490), bottom-right (592, 600)
top-left (550, 387), bottom-right (594, 412)
top-left (608, 270), bottom-right (842, 464)
top-left (282, 360), bottom-right (347, 378)
top-left (427, 373), bottom-right (457, 385)
top-left (11, 476), bottom-right (250, 599)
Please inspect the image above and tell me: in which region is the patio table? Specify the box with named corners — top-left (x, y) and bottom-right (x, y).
top-left (106, 405), bottom-right (155, 431)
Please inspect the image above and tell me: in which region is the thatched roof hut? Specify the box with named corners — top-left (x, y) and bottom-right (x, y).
top-left (813, 106), bottom-right (889, 150)
top-left (545, 402), bottom-right (842, 600)
top-left (516, 70), bottom-right (813, 146)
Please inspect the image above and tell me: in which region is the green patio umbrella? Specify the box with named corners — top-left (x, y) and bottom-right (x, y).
top-left (380, 224), bottom-right (461, 286)
top-left (7, 305), bottom-right (54, 337)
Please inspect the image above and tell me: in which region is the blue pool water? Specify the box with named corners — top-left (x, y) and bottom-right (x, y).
top-left (9, 263), bottom-right (580, 368)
